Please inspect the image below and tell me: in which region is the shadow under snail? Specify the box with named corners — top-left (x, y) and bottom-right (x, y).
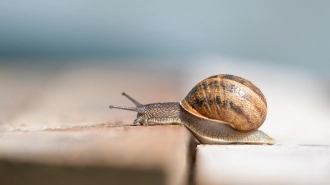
top-left (109, 74), bottom-right (276, 145)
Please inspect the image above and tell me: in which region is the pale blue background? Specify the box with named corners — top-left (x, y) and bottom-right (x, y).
top-left (0, 0), bottom-right (329, 72)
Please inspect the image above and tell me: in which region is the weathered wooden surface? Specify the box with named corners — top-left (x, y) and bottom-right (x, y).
top-left (0, 125), bottom-right (195, 185)
top-left (0, 62), bottom-right (183, 130)
top-left (0, 62), bottom-right (194, 185)
top-left (1, 58), bottom-right (330, 185)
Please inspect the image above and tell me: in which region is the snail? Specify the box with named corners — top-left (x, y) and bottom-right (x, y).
top-left (109, 74), bottom-right (275, 145)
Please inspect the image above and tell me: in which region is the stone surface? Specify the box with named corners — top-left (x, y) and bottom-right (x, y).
top-left (195, 144), bottom-right (330, 185)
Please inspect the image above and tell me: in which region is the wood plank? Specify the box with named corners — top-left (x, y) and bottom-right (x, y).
top-left (0, 125), bottom-right (195, 185)
top-left (0, 62), bottom-right (194, 185)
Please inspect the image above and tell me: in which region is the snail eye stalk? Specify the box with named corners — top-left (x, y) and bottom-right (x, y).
top-left (121, 92), bottom-right (143, 107)
top-left (109, 92), bottom-right (145, 114)
top-left (109, 105), bottom-right (145, 114)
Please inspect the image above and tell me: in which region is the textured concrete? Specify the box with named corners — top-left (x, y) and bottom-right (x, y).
top-left (195, 144), bottom-right (330, 185)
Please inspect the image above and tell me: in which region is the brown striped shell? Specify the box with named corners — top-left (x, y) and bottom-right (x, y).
top-left (180, 74), bottom-right (267, 131)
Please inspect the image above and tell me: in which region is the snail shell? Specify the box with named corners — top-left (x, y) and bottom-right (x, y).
top-left (180, 74), bottom-right (267, 131)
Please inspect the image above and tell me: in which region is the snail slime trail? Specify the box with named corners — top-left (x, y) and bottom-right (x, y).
top-left (109, 75), bottom-right (276, 145)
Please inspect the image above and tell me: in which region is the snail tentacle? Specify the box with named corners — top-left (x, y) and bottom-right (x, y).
top-left (121, 92), bottom-right (143, 107)
top-left (109, 105), bottom-right (145, 114)
top-left (133, 116), bottom-right (143, 125)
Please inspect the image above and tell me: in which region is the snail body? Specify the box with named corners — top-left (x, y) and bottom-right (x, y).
top-left (109, 74), bottom-right (275, 145)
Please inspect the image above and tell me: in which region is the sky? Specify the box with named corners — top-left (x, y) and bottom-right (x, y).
top-left (0, 0), bottom-right (329, 72)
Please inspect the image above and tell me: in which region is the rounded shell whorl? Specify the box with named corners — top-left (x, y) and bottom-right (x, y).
top-left (180, 74), bottom-right (267, 131)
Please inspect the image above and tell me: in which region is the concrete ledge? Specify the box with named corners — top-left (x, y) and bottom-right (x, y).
top-left (195, 145), bottom-right (330, 185)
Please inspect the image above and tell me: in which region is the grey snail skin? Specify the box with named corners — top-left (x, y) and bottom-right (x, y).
top-left (109, 74), bottom-right (276, 145)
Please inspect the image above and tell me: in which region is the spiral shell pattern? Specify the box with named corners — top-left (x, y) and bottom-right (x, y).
top-left (180, 74), bottom-right (267, 131)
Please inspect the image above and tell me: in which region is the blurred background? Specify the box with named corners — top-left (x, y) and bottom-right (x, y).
top-left (1, 0), bottom-right (330, 144)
